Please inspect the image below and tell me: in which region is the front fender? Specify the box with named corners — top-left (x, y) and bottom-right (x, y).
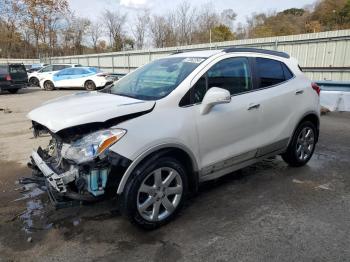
top-left (115, 143), bottom-right (198, 194)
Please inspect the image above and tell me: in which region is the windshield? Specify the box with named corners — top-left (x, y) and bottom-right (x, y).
top-left (108, 57), bottom-right (205, 100)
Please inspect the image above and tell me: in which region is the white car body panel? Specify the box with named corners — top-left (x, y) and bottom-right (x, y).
top-left (27, 92), bottom-right (155, 132)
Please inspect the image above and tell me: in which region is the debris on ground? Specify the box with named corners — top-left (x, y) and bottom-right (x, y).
top-left (0, 107), bottom-right (12, 114)
top-left (316, 184), bottom-right (331, 190)
top-left (73, 218), bottom-right (81, 227)
top-left (292, 179), bottom-right (304, 184)
top-left (321, 106), bottom-right (331, 115)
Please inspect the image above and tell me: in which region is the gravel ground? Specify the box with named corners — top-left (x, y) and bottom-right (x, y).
top-left (0, 87), bottom-right (349, 262)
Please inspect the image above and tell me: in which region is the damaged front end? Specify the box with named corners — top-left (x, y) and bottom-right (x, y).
top-left (29, 122), bottom-right (131, 206)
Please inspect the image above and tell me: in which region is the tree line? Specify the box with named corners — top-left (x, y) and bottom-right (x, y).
top-left (0, 0), bottom-right (350, 59)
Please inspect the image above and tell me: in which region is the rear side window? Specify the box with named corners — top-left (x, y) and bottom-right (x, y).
top-left (0, 65), bottom-right (8, 74)
top-left (9, 65), bottom-right (26, 74)
top-left (282, 63), bottom-right (294, 80)
top-left (59, 68), bottom-right (74, 75)
top-left (256, 58), bottom-right (285, 88)
top-left (72, 68), bottom-right (89, 75)
top-left (53, 65), bottom-right (68, 71)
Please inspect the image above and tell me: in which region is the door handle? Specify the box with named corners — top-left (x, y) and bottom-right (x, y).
top-left (295, 90), bottom-right (304, 95)
top-left (248, 103), bottom-right (260, 110)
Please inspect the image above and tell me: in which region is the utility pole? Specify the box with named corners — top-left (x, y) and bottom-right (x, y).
top-left (209, 29), bottom-right (212, 49)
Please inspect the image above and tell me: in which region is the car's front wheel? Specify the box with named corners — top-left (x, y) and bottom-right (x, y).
top-left (120, 157), bottom-right (188, 229)
top-left (282, 121), bottom-right (317, 167)
top-left (44, 81), bottom-right (55, 91)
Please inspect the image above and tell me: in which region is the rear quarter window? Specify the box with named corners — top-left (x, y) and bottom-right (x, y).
top-left (256, 58), bottom-right (293, 88)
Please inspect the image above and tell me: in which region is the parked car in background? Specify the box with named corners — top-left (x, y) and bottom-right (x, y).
top-left (28, 64), bottom-right (81, 87)
top-left (25, 63), bottom-right (49, 72)
top-left (27, 67), bottom-right (43, 74)
top-left (28, 48), bottom-right (320, 228)
top-left (40, 67), bottom-right (113, 91)
top-left (0, 64), bottom-right (28, 94)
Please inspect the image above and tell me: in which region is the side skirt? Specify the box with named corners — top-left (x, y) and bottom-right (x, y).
top-left (199, 138), bottom-right (289, 182)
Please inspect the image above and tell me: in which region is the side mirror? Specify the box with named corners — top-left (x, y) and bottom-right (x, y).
top-left (200, 87), bottom-right (231, 115)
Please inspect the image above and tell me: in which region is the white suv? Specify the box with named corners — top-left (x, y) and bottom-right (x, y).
top-left (28, 64), bottom-right (81, 87)
top-left (28, 48), bottom-right (320, 229)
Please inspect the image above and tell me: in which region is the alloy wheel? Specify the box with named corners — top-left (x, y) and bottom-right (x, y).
top-left (137, 167), bottom-right (183, 222)
top-left (296, 127), bottom-right (315, 161)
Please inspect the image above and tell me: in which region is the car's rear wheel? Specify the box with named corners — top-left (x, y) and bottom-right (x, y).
top-left (8, 89), bottom-right (19, 94)
top-left (282, 121), bottom-right (317, 167)
top-left (29, 77), bottom-right (39, 87)
top-left (84, 80), bottom-right (96, 91)
top-left (44, 81), bottom-right (55, 91)
top-left (120, 157), bottom-right (188, 229)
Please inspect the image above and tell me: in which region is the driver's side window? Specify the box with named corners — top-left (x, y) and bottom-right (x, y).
top-left (183, 57), bottom-right (252, 105)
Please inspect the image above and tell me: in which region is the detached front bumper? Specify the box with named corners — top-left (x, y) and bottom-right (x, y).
top-left (30, 147), bottom-right (131, 202)
top-left (31, 150), bottom-right (70, 193)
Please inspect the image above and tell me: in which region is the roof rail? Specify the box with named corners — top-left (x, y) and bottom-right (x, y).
top-left (223, 47), bottom-right (290, 59)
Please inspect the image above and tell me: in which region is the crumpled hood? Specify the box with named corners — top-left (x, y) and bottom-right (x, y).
top-left (27, 91), bottom-right (155, 133)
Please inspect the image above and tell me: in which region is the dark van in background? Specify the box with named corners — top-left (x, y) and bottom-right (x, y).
top-left (0, 64), bottom-right (28, 94)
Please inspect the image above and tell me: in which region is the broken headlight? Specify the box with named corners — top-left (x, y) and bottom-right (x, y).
top-left (62, 128), bottom-right (126, 164)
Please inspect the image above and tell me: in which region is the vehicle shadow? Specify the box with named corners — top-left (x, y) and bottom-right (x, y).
top-left (0, 87), bottom-right (41, 95)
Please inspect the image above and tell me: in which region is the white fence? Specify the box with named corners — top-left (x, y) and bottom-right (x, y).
top-left (0, 58), bottom-right (40, 65)
top-left (45, 29), bottom-right (350, 81)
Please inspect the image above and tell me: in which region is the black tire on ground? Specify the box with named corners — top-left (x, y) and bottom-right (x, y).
top-left (84, 80), bottom-right (96, 91)
top-left (120, 156), bottom-right (188, 230)
top-left (44, 81), bottom-right (55, 91)
top-left (29, 77), bottom-right (39, 87)
top-left (282, 121), bottom-right (317, 167)
top-left (8, 89), bottom-right (19, 94)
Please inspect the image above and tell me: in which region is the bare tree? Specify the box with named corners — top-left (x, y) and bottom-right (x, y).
top-left (131, 9), bottom-right (150, 49)
top-left (221, 9), bottom-right (237, 31)
top-left (150, 13), bottom-right (177, 48)
top-left (61, 12), bottom-right (90, 55)
top-left (71, 16), bottom-right (90, 54)
top-left (102, 9), bottom-right (127, 51)
top-left (176, 1), bottom-right (196, 45)
top-left (150, 15), bottom-right (166, 48)
top-left (88, 21), bottom-right (103, 51)
top-left (192, 3), bottom-right (220, 43)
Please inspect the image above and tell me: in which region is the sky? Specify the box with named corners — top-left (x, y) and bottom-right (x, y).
top-left (68, 0), bottom-right (317, 24)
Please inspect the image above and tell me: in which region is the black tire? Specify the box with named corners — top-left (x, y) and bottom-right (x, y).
top-left (44, 81), bottom-right (55, 91)
top-left (8, 89), bottom-right (19, 94)
top-left (120, 156), bottom-right (188, 230)
top-left (282, 121), bottom-right (317, 167)
top-left (84, 80), bottom-right (96, 91)
top-left (29, 77), bottom-right (39, 87)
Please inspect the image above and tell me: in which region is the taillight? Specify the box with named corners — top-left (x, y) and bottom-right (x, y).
top-left (311, 83), bottom-right (320, 96)
top-left (5, 74), bottom-right (11, 81)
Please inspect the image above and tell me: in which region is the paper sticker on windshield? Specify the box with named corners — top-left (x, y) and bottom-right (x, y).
top-left (183, 58), bottom-right (205, 64)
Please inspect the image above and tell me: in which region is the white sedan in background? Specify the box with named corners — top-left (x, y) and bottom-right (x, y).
top-left (39, 67), bottom-right (113, 91)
